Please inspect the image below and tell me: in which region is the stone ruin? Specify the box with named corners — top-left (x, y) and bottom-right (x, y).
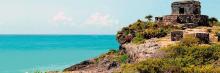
top-left (155, 0), bottom-right (209, 27)
top-left (195, 33), bottom-right (210, 44)
top-left (171, 30), bottom-right (210, 44)
top-left (171, 31), bottom-right (183, 41)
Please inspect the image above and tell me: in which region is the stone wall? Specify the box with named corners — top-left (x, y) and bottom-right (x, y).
top-left (177, 15), bottom-right (209, 26)
top-left (171, 1), bottom-right (201, 15)
top-left (196, 33), bottom-right (210, 44)
top-left (159, 15), bottom-right (208, 26)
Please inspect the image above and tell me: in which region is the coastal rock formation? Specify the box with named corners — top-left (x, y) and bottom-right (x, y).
top-left (116, 27), bottom-right (135, 44)
top-left (64, 60), bottom-right (95, 71)
top-left (64, 59), bottom-right (120, 73)
top-left (121, 39), bottom-right (161, 62)
top-left (64, 51), bottom-right (123, 73)
top-left (62, 0), bottom-right (220, 73)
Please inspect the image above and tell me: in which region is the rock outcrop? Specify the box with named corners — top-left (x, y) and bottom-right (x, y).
top-left (62, 0), bottom-right (218, 72)
top-left (64, 59), bottom-right (120, 73)
top-left (121, 39), bottom-right (161, 62)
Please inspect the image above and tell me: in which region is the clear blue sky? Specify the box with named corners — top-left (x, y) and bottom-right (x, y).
top-left (0, 0), bottom-right (219, 34)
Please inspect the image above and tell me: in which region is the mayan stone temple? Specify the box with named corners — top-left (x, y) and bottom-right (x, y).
top-left (155, 0), bottom-right (209, 26)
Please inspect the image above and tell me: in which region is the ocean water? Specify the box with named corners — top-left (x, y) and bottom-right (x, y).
top-left (0, 35), bottom-right (119, 73)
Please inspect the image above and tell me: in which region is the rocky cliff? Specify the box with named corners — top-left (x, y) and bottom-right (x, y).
top-left (62, 17), bottom-right (220, 73)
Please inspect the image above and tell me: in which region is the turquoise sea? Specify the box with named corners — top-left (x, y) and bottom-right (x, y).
top-left (0, 35), bottom-right (119, 73)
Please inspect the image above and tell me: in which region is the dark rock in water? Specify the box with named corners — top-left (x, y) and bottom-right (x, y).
top-left (171, 31), bottom-right (183, 41)
top-left (63, 60), bottom-right (94, 71)
top-left (196, 33), bottom-right (209, 44)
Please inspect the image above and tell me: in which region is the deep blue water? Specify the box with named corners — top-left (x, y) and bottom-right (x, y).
top-left (0, 35), bottom-right (119, 73)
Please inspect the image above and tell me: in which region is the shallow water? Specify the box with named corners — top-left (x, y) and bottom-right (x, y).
top-left (0, 35), bottom-right (119, 73)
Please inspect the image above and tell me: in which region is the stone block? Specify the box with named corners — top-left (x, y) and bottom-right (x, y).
top-left (195, 33), bottom-right (209, 44)
top-left (171, 31), bottom-right (183, 41)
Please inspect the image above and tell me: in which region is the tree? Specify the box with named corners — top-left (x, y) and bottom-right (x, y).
top-left (145, 15), bottom-right (153, 21)
top-left (208, 17), bottom-right (219, 26)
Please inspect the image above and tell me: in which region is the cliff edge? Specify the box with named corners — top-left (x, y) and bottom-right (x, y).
top-left (62, 15), bottom-right (220, 73)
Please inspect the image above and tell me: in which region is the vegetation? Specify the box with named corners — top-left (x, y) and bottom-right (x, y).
top-left (117, 15), bottom-right (176, 44)
top-left (131, 32), bottom-right (145, 44)
top-left (95, 49), bottom-right (129, 64)
top-left (114, 54), bottom-right (129, 63)
top-left (130, 20), bottom-right (173, 44)
top-left (117, 37), bottom-right (220, 73)
top-left (180, 35), bottom-right (199, 46)
top-left (209, 17), bottom-right (219, 26)
top-left (144, 28), bottom-right (168, 39)
top-left (145, 15), bottom-right (153, 21)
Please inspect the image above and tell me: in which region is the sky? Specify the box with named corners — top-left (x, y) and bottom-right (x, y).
top-left (0, 0), bottom-right (219, 34)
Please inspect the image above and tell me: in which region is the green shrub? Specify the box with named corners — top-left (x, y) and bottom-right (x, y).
top-left (209, 17), bottom-right (219, 26)
top-left (129, 20), bottom-right (146, 31)
top-left (108, 49), bottom-right (119, 54)
top-left (146, 21), bottom-right (157, 28)
top-left (120, 54), bottom-right (129, 63)
top-left (118, 43), bottom-right (220, 73)
top-left (132, 32), bottom-right (145, 44)
top-left (132, 37), bottom-right (145, 44)
top-left (118, 58), bottom-right (182, 73)
top-left (144, 28), bottom-right (168, 39)
top-left (112, 54), bottom-right (129, 64)
top-left (145, 15), bottom-right (153, 21)
top-left (166, 45), bottom-right (219, 65)
top-left (180, 35), bottom-right (199, 46)
top-left (181, 65), bottom-right (220, 73)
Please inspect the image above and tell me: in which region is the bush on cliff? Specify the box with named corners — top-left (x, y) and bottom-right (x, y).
top-left (117, 17), bottom-right (174, 44)
top-left (144, 28), bottom-right (168, 39)
top-left (117, 41), bottom-right (220, 73)
top-left (95, 49), bottom-right (129, 64)
top-left (131, 32), bottom-right (145, 44)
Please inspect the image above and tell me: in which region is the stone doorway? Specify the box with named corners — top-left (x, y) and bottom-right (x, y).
top-left (179, 8), bottom-right (184, 14)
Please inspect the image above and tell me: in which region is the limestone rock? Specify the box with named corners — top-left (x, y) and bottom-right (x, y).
top-left (116, 29), bottom-right (135, 44)
top-left (64, 60), bottom-right (95, 71)
top-left (121, 39), bottom-right (161, 62)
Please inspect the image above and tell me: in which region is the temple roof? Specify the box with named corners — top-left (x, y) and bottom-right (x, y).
top-left (174, 0), bottom-right (199, 2)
